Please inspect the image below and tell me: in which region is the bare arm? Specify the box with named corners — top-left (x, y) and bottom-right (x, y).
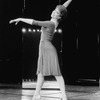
top-left (63, 0), bottom-right (72, 8)
top-left (9, 18), bottom-right (54, 28)
top-left (32, 20), bottom-right (54, 28)
top-left (9, 18), bottom-right (33, 25)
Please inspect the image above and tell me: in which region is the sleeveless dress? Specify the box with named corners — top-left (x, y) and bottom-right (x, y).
top-left (36, 22), bottom-right (61, 76)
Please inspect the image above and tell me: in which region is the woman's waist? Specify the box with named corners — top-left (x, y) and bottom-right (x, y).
top-left (39, 40), bottom-right (56, 53)
top-left (40, 33), bottom-right (53, 42)
top-left (40, 37), bottom-right (52, 42)
top-left (40, 40), bottom-right (54, 47)
top-left (40, 40), bottom-right (52, 46)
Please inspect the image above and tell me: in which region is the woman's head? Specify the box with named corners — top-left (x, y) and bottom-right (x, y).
top-left (51, 5), bottom-right (67, 22)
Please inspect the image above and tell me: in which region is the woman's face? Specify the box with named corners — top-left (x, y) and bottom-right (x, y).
top-left (51, 8), bottom-right (61, 19)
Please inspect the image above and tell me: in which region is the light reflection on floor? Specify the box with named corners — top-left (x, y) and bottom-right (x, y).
top-left (0, 81), bottom-right (99, 100)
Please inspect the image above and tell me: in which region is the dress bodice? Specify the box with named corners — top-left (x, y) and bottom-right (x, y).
top-left (40, 25), bottom-right (55, 42)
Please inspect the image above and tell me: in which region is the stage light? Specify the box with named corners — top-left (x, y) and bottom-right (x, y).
top-left (22, 28), bottom-right (26, 33)
top-left (33, 29), bottom-right (36, 32)
top-left (40, 29), bottom-right (42, 32)
top-left (55, 29), bottom-right (57, 32)
top-left (37, 29), bottom-right (40, 32)
top-left (28, 28), bottom-right (32, 32)
top-left (58, 29), bottom-right (62, 33)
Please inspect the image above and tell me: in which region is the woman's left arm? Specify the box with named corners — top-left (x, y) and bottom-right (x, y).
top-left (63, 0), bottom-right (72, 8)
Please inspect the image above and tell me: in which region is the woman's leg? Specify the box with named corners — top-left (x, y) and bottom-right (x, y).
top-left (33, 72), bottom-right (44, 96)
top-left (55, 75), bottom-right (67, 100)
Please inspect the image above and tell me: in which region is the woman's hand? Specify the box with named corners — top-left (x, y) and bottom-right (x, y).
top-left (9, 18), bottom-right (21, 25)
top-left (63, 0), bottom-right (72, 8)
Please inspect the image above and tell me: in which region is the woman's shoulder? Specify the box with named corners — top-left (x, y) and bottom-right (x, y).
top-left (42, 21), bottom-right (55, 32)
top-left (44, 20), bottom-right (55, 29)
top-left (50, 21), bottom-right (56, 27)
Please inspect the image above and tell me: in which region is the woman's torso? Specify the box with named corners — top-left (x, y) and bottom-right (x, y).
top-left (40, 24), bottom-right (55, 42)
top-left (39, 22), bottom-right (56, 51)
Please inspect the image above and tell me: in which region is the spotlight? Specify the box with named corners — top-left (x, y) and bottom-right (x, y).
top-left (28, 28), bottom-right (32, 32)
top-left (40, 29), bottom-right (42, 32)
top-left (37, 29), bottom-right (40, 32)
top-left (22, 28), bottom-right (26, 33)
top-left (58, 29), bottom-right (62, 33)
top-left (55, 29), bottom-right (57, 32)
top-left (33, 29), bottom-right (36, 32)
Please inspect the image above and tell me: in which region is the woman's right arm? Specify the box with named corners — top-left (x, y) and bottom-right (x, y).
top-left (9, 18), bottom-right (34, 25)
top-left (9, 18), bottom-right (54, 28)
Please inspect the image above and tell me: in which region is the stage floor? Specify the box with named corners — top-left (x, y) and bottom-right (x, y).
top-left (0, 81), bottom-right (100, 100)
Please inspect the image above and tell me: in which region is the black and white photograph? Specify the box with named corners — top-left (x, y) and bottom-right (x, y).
top-left (0, 0), bottom-right (100, 100)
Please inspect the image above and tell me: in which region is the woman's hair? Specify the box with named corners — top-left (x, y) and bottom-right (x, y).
top-left (56, 5), bottom-right (67, 22)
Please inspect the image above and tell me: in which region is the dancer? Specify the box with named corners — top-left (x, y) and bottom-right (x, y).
top-left (9, 0), bottom-right (72, 100)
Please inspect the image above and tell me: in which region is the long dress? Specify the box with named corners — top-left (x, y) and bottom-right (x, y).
top-left (36, 22), bottom-right (61, 76)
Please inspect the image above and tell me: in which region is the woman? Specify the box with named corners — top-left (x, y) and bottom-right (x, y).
top-left (9, 0), bottom-right (72, 100)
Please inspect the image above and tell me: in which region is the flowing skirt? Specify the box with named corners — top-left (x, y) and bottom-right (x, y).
top-left (36, 41), bottom-right (61, 76)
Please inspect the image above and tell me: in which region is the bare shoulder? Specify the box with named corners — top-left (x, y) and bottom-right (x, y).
top-left (33, 20), bottom-right (55, 28)
top-left (50, 21), bottom-right (56, 28)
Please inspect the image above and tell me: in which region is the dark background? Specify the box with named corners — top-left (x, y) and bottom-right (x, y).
top-left (0, 0), bottom-right (100, 85)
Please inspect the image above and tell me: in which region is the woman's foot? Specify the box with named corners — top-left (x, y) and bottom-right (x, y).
top-left (62, 95), bottom-right (68, 100)
top-left (60, 94), bottom-right (67, 100)
top-left (60, 97), bottom-right (62, 100)
top-left (60, 97), bottom-right (67, 100)
top-left (32, 95), bottom-right (41, 100)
